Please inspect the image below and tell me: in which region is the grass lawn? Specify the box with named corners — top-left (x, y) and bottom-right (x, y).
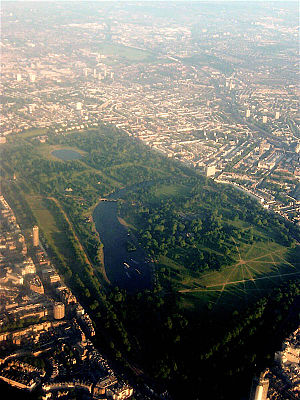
top-left (25, 195), bottom-right (78, 265)
top-left (97, 43), bottom-right (155, 62)
top-left (159, 240), bottom-right (300, 313)
top-left (18, 128), bottom-right (48, 139)
top-left (151, 183), bottom-right (190, 200)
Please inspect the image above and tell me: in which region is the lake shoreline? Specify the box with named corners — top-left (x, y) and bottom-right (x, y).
top-left (92, 199), bottom-right (152, 292)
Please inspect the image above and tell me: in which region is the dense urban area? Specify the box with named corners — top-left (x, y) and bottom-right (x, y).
top-left (0, 196), bottom-right (134, 399)
top-left (1, 2), bottom-right (299, 223)
top-left (0, 2), bottom-right (299, 400)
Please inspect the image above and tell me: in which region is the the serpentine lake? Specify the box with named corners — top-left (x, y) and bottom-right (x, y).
top-left (51, 147), bottom-right (152, 291)
top-left (93, 185), bottom-right (153, 291)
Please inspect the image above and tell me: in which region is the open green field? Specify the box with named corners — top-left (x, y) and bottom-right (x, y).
top-left (151, 183), bottom-right (190, 199)
top-left (19, 128), bottom-right (48, 139)
top-left (97, 43), bottom-right (156, 63)
top-left (25, 195), bottom-right (78, 266)
top-left (163, 240), bottom-right (300, 312)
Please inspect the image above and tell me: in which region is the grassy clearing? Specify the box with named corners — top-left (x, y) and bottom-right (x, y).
top-left (159, 240), bottom-right (300, 312)
top-left (151, 184), bottom-right (190, 200)
top-left (25, 195), bottom-right (76, 265)
top-left (97, 43), bottom-right (155, 62)
top-left (18, 128), bottom-right (48, 139)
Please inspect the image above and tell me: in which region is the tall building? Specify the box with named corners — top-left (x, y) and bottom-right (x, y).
top-left (262, 116), bottom-right (268, 124)
top-left (249, 370), bottom-right (269, 400)
top-left (32, 225), bottom-right (39, 247)
top-left (205, 165), bottom-right (216, 177)
top-left (76, 102), bottom-right (82, 111)
top-left (29, 73), bottom-right (36, 82)
top-left (246, 109), bottom-right (251, 118)
top-left (16, 74), bottom-right (22, 82)
top-left (53, 302), bottom-right (65, 320)
top-left (275, 111), bottom-right (280, 120)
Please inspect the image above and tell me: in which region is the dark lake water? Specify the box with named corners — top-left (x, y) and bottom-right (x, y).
top-left (52, 149), bottom-right (82, 161)
top-left (93, 185), bottom-right (153, 291)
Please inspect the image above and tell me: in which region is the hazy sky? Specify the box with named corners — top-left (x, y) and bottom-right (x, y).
top-left (3, 0), bottom-right (299, 2)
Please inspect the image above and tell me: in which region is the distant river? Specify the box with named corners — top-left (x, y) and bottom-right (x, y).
top-left (93, 184), bottom-right (153, 291)
top-left (51, 149), bottom-right (82, 161)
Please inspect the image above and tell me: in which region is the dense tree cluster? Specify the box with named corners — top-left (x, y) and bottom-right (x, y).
top-left (119, 175), bottom-right (298, 274)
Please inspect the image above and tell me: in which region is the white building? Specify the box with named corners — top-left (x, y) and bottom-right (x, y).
top-left (205, 165), bottom-right (216, 177)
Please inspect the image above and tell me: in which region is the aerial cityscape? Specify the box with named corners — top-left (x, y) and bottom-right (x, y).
top-left (0, 2), bottom-right (299, 400)
top-left (0, 196), bottom-right (133, 399)
top-left (1, 2), bottom-right (299, 222)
